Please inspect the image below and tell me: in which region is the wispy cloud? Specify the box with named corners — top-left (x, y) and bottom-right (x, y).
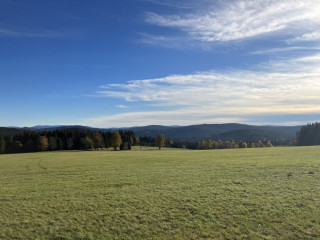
top-left (87, 53), bottom-right (320, 127)
top-left (143, 0), bottom-right (320, 44)
top-left (85, 110), bottom-right (245, 128)
top-left (288, 31), bottom-right (320, 43)
top-left (0, 28), bottom-right (64, 38)
top-left (0, 28), bottom-right (19, 36)
top-left (251, 47), bottom-right (320, 55)
top-left (116, 105), bottom-right (128, 109)
top-left (137, 33), bottom-right (186, 48)
top-left (141, 0), bottom-right (196, 9)
top-left (137, 32), bottom-right (213, 50)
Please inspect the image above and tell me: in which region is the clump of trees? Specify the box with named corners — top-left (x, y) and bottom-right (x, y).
top-left (137, 134), bottom-right (274, 150)
top-left (0, 129), bottom-right (136, 154)
top-left (297, 122), bottom-right (320, 146)
top-left (195, 139), bottom-right (273, 149)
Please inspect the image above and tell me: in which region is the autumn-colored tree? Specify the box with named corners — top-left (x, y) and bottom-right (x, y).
top-left (167, 138), bottom-right (174, 147)
top-left (155, 133), bottom-right (165, 150)
top-left (93, 132), bottom-right (105, 150)
top-left (213, 141), bottom-right (219, 149)
top-left (241, 142), bottom-right (248, 148)
top-left (110, 132), bottom-right (122, 150)
top-left (38, 136), bottom-right (49, 151)
top-left (224, 141), bottom-right (231, 149)
top-left (266, 140), bottom-right (273, 147)
top-left (257, 140), bottom-right (264, 148)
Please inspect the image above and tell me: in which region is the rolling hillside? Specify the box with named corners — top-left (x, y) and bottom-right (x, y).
top-left (130, 124), bottom-right (301, 141)
top-left (1, 123), bottom-right (301, 142)
top-left (0, 127), bottom-right (32, 136)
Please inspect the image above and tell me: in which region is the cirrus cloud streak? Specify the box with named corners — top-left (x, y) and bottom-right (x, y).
top-left (144, 0), bottom-right (320, 43)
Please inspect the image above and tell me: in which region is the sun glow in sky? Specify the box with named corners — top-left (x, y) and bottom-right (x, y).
top-left (1, 0), bottom-right (320, 127)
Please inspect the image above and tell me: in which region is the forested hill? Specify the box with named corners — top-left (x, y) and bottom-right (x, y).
top-left (0, 127), bottom-right (31, 136)
top-left (129, 124), bottom-right (301, 141)
top-left (0, 123), bottom-right (301, 142)
top-left (25, 125), bottom-right (100, 132)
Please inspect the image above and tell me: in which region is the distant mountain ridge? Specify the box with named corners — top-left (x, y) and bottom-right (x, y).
top-left (1, 123), bottom-right (301, 142)
top-left (129, 123), bottom-right (301, 141)
top-left (25, 125), bottom-right (97, 131)
top-left (0, 127), bottom-right (33, 136)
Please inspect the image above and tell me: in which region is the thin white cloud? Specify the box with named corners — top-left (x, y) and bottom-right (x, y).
top-left (288, 31), bottom-right (320, 43)
top-left (85, 110), bottom-right (245, 128)
top-left (86, 53), bottom-right (320, 127)
top-left (251, 47), bottom-right (320, 55)
top-left (0, 28), bottom-right (19, 36)
top-left (141, 0), bottom-right (196, 9)
top-left (0, 28), bottom-right (64, 38)
top-left (138, 33), bottom-right (192, 49)
top-left (144, 0), bottom-right (320, 43)
top-left (116, 105), bottom-right (128, 109)
top-left (137, 32), bottom-right (214, 50)
top-left (85, 105), bottom-right (320, 128)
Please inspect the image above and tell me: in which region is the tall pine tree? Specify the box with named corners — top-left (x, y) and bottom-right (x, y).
top-left (0, 135), bottom-right (5, 154)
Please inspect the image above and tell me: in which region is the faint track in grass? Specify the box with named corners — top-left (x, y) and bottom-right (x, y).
top-left (37, 159), bottom-right (47, 170)
top-left (25, 162), bottom-right (31, 171)
top-left (24, 158), bottom-right (47, 172)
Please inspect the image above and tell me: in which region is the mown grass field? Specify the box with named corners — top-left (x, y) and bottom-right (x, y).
top-left (0, 146), bottom-right (319, 239)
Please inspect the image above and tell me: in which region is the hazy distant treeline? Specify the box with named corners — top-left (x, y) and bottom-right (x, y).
top-left (139, 137), bottom-right (274, 149)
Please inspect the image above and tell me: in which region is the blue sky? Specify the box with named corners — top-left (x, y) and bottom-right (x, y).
top-left (1, 0), bottom-right (320, 127)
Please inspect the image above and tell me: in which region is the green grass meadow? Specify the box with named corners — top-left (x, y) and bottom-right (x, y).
top-left (0, 147), bottom-right (319, 239)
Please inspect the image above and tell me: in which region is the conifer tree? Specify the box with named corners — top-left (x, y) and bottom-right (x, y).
top-left (13, 141), bottom-right (23, 153)
top-left (25, 139), bottom-right (35, 152)
top-left (49, 137), bottom-right (57, 151)
top-left (67, 137), bottom-right (73, 150)
top-left (0, 135), bottom-right (6, 154)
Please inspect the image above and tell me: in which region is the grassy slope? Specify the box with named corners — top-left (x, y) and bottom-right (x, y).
top-left (0, 147), bottom-right (319, 239)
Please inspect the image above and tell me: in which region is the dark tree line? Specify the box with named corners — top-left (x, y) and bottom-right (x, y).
top-left (297, 122), bottom-right (320, 146)
top-left (4, 122), bottom-right (319, 154)
top-left (0, 129), bottom-right (136, 154)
